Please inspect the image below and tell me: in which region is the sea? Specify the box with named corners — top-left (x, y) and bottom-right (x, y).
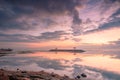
top-left (0, 49), bottom-right (120, 80)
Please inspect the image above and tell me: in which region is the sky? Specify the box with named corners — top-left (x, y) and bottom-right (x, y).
top-left (0, 0), bottom-right (120, 50)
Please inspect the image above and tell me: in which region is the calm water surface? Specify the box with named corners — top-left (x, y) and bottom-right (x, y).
top-left (0, 50), bottom-right (120, 80)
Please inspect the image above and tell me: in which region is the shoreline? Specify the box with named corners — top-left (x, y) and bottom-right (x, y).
top-left (0, 69), bottom-right (76, 80)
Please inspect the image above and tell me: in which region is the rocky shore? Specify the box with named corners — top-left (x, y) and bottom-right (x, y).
top-left (0, 69), bottom-right (76, 80)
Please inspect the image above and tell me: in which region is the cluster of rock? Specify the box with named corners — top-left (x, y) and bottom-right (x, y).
top-left (0, 69), bottom-right (76, 80)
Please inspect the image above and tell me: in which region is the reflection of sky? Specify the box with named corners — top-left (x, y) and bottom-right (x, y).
top-left (0, 51), bottom-right (120, 80)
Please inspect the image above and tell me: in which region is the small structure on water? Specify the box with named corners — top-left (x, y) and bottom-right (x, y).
top-left (49, 47), bottom-right (85, 53)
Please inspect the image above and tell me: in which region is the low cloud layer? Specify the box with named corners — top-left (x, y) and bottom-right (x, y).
top-left (0, 31), bottom-right (68, 42)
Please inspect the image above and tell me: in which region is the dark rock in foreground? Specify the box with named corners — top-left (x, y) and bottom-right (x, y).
top-left (0, 69), bottom-right (75, 80)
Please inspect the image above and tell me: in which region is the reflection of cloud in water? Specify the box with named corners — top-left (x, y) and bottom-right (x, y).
top-left (110, 51), bottom-right (120, 59)
top-left (36, 58), bottom-right (68, 70)
top-left (97, 50), bottom-right (120, 60)
top-left (2, 63), bottom-right (72, 77)
top-left (72, 58), bottom-right (82, 62)
top-left (72, 64), bottom-right (120, 80)
top-left (0, 56), bottom-right (68, 70)
top-left (85, 66), bottom-right (120, 80)
top-left (0, 51), bottom-right (120, 80)
top-left (72, 65), bottom-right (106, 80)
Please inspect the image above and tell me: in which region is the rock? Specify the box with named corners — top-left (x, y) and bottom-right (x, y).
top-left (74, 75), bottom-right (81, 80)
top-left (51, 72), bottom-right (56, 77)
top-left (0, 69), bottom-right (75, 80)
top-left (32, 78), bottom-right (44, 80)
top-left (21, 71), bottom-right (27, 73)
top-left (9, 75), bottom-right (18, 80)
top-left (60, 75), bottom-right (70, 80)
top-left (50, 77), bottom-right (60, 80)
top-left (0, 71), bottom-right (9, 80)
top-left (76, 75), bottom-right (80, 79)
top-left (0, 76), bottom-right (9, 80)
top-left (19, 77), bottom-right (30, 80)
top-left (81, 73), bottom-right (87, 78)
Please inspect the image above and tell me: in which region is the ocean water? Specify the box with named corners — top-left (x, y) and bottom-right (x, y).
top-left (0, 50), bottom-right (120, 80)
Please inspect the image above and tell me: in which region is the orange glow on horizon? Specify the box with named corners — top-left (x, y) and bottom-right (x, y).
top-left (80, 27), bottom-right (120, 44)
top-left (10, 27), bottom-right (120, 49)
top-left (28, 40), bottom-right (76, 48)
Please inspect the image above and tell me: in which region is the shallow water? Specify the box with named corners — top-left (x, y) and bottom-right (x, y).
top-left (0, 50), bottom-right (120, 80)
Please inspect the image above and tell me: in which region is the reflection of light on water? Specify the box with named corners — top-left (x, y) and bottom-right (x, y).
top-left (14, 51), bottom-right (120, 74)
top-left (0, 51), bottom-right (120, 80)
top-left (79, 55), bottom-right (120, 74)
top-left (26, 51), bottom-right (120, 74)
top-left (3, 63), bottom-right (73, 78)
top-left (73, 66), bottom-right (105, 80)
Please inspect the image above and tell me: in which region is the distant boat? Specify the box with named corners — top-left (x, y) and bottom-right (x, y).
top-left (49, 49), bottom-right (85, 53)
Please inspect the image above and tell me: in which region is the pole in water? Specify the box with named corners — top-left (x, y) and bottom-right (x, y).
top-left (73, 47), bottom-right (76, 50)
top-left (73, 47), bottom-right (76, 54)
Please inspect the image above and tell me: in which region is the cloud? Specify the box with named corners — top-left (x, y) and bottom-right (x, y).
top-left (0, 0), bottom-right (119, 44)
top-left (0, 0), bottom-right (34, 30)
top-left (72, 38), bottom-right (81, 42)
top-left (0, 31), bottom-right (68, 42)
top-left (97, 5), bottom-right (120, 31)
top-left (75, 0), bottom-right (120, 34)
top-left (2, 0), bottom-right (81, 14)
top-left (0, 32), bottom-right (37, 42)
top-left (101, 39), bottom-right (120, 49)
top-left (37, 31), bottom-right (68, 41)
top-left (71, 10), bottom-right (82, 36)
top-left (110, 39), bottom-right (120, 44)
top-left (0, 0), bottom-right (84, 32)
top-left (100, 0), bottom-right (120, 14)
top-left (111, 8), bottom-right (120, 17)
top-left (41, 18), bottom-right (58, 28)
top-left (109, 39), bottom-right (120, 48)
top-left (84, 8), bottom-right (120, 33)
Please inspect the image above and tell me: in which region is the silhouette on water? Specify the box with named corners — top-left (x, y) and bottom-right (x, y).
top-left (75, 73), bottom-right (87, 80)
top-left (49, 47), bottom-right (85, 53)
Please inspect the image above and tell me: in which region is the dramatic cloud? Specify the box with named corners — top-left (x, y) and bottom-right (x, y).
top-left (0, 0), bottom-right (84, 32)
top-left (110, 8), bottom-right (120, 17)
top-left (71, 0), bottom-right (120, 35)
top-left (97, 6), bottom-right (120, 31)
top-left (0, 0), bottom-right (120, 49)
top-left (71, 10), bottom-right (82, 36)
top-left (0, 0), bottom-right (119, 35)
